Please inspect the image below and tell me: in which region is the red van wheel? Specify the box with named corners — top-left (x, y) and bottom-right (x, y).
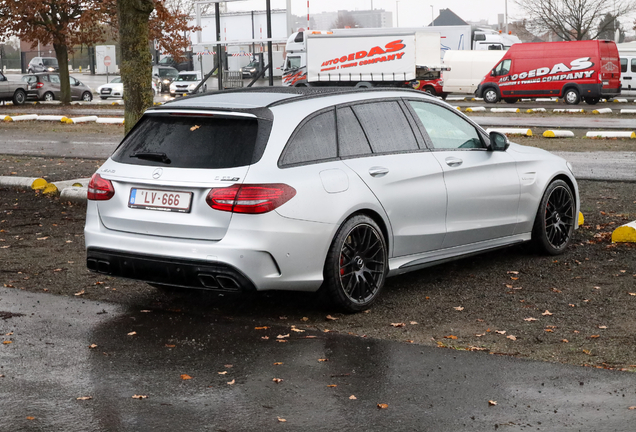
top-left (564, 88), bottom-right (580, 105)
top-left (483, 88), bottom-right (500, 103)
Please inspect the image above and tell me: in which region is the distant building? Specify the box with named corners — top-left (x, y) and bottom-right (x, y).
top-left (429, 9), bottom-right (468, 27)
top-left (312, 9), bottom-right (392, 30)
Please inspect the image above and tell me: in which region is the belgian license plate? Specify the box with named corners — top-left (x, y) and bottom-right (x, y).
top-left (128, 188), bottom-right (192, 213)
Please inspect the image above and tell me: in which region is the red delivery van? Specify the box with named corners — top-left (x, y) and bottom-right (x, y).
top-left (475, 40), bottom-right (621, 105)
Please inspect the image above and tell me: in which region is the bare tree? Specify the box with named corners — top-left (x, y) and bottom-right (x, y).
top-left (514, 0), bottom-right (636, 41)
top-left (332, 12), bottom-right (360, 29)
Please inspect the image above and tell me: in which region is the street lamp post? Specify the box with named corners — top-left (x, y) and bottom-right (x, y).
top-left (396, 1), bottom-right (400, 27)
top-left (431, 5), bottom-right (434, 26)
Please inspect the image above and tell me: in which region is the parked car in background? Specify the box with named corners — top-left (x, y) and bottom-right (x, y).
top-left (85, 87), bottom-right (579, 312)
top-left (22, 73), bottom-right (93, 102)
top-left (97, 77), bottom-right (157, 100)
top-left (152, 65), bottom-right (179, 92)
top-left (27, 57), bottom-right (59, 74)
top-left (240, 60), bottom-right (262, 78)
top-left (157, 55), bottom-right (193, 72)
top-left (0, 71), bottom-right (28, 105)
top-left (411, 70), bottom-right (447, 99)
top-left (169, 71), bottom-right (205, 96)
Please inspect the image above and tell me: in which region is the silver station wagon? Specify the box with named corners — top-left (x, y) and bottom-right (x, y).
top-left (85, 88), bottom-right (579, 312)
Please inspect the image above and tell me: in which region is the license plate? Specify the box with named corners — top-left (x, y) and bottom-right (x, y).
top-left (101, 89), bottom-right (111, 94)
top-left (128, 188), bottom-right (192, 213)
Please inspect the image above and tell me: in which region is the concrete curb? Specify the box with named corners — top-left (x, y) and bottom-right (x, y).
top-left (585, 131), bottom-right (636, 139)
top-left (0, 176), bottom-right (88, 202)
top-left (592, 108), bottom-right (613, 114)
top-left (543, 130), bottom-right (574, 138)
top-left (3, 114), bottom-right (123, 124)
top-left (486, 127), bottom-right (533, 137)
top-left (612, 221), bottom-right (636, 243)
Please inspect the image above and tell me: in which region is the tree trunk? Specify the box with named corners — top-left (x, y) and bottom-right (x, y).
top-left (118, 0), bottom-right (155, 134)
top-left (54, 44), bottom-right (71, 105)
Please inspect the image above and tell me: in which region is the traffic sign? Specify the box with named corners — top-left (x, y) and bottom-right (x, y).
top-left (104, 56), bottom-right (111, 66)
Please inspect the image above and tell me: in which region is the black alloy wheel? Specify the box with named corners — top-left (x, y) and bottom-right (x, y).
top-left (532, 180), bottom-right (575, 255)
top-left (323, 215), bottom-right (387, 312)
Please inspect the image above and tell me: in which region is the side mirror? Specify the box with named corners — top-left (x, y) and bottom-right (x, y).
top-left (488, 131), bottom-right (510, 151)
top-left (490, 70), bottom-right (495, 76)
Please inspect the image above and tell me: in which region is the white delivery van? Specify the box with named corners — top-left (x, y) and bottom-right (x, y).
top-left (441, 50), bottom-right (506, 94)
top-left (617, 41), bottom-right (636, 96)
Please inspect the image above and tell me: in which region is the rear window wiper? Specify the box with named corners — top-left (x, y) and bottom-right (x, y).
top-left (130, 152), bottom-right (171, 164)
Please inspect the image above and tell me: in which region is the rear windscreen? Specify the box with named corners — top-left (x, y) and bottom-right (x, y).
top-left (111, 114), bottom-right (270, 169)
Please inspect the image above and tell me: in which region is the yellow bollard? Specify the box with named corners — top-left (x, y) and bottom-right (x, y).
top-left (79, 66), bottom-right (82, 73)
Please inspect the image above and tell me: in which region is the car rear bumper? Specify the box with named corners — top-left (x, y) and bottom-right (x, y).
top-left (84, 202), bottom-right (335, 292)
top-left (87, 247), bottom-right (256, 292)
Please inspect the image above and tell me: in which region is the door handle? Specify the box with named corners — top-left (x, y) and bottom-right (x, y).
top-left (445, 157), bottom-right (463, 167)
top-left (624, 76), bottom-right (632, 80)
top-left (369, 166), bottom-right (389, 177)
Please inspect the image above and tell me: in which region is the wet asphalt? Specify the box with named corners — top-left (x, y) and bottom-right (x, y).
top-left (1, 287), bottom-right (635, 431)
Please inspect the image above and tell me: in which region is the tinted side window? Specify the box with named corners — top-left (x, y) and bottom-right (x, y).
top-left (49, 75), bottom-right (60, 84)
top-left (351, 101), bottom-right (419, 153)
top-left (408, 101), bottom-right (484, 150)
top-left (337, 107), bottom-right (372, 157)
top-left (632, 58), bottom-right (636, 73)
top-left (280, 109), bottom-right (337, 166)
top-left (494, 59), bottom-right (511, 76)
top-left (621, 58), bottom-right (627, 73)
top-left (69, 77), bottom-right (78, 85)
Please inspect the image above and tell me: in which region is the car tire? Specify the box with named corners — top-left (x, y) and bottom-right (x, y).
top-left (584, 97), bottom-right (600, 105)
top-left (483, 88), bottom-right (500, 103)
top-left (27, 69), bottom-right (33, 74)
top-left (322, 215), bottom-right (388, 312)
top-left (82, 92), bottom-right (93, 102)
top-left (423, 85), bottom-right (437, 97)
top-left (503, 97), bottom-right (519, 104)
top-left (12, 89), bottom-right (26, 105)
top-left (563, 88), bottom-right (580, 105)
top-left (43, 92), bottom-right (54, 102)
top-left (531, 179), bottom-right (575, 255)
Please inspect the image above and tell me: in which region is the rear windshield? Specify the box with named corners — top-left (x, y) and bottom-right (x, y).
top-left (111, 114), bottom-right (271, 169)
top-left (159, 69), bottom-right (178, 78)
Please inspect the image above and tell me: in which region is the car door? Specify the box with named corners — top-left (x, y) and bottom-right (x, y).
top-left (405, 99), bottom-right (520, 249)
top-left (69, 76), bottom-right (81, 99)
top-left (0, 72), bottom-right (8, 98)
top-left (339, 101), bottom-right (447, 257)
top-left (48, 74), bottom-right (62, 98)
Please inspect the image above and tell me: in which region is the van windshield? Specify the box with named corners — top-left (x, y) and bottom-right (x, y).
top-left (286, 56), bottom-right (301, 70)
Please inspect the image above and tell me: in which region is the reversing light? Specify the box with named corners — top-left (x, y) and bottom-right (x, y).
top-left (206, 184), bottom-right (296, 214)
top-left (87, 173), bottom-right (115, 201)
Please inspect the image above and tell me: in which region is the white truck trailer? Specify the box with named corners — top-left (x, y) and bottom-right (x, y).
top-left (440, 50), bottom-right (506, 94)
top-left (282, 30), bottom-right (443, 88)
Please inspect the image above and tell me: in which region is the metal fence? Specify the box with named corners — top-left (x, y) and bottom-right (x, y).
top-left (223, 70), bottom-right (243, 89)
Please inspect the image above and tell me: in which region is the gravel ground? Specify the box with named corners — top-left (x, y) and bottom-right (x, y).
top-left (1, 152), bottom-right (635, 371)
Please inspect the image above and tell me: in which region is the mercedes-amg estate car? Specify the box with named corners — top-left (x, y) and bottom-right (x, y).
top-left (85, 88), bottom-right (579, 312)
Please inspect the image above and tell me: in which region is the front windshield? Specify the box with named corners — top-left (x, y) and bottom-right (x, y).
top-left (246, 61), bottom-right (258, 68)
top-left (177, 74), bottom-right (200, 82)
top-left (159, 69), bottom-right (179, 78)
top-left (159, 57), bottom-right (173, 65)
top-left (111, 77), bottom-right (122, 83)
top-left (42, 58), bottom-right (58, 66)
top-left (286, 56), bottom-right (301, 70)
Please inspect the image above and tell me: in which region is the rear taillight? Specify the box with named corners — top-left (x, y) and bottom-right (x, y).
top-left (206, 184), bottom-right (296, 214)
top-left (35, 82), bottom-right (44, 89)
top-left (87, 173), bottom-right (115, 201)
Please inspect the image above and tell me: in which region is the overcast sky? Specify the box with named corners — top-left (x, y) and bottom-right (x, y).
top-left (227, 0), bottom-right (636, 35)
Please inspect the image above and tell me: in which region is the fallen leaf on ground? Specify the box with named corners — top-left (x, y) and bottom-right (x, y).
top-left (544, 329), bottom-right (554, 332)
top-left (76, 396), bottom-right (92, 401)
top-left (495, 330), bottom-right (506, 335)
top-left (561, 339), bottom-right (569, 343)
top-left (290, 327), bottom-right (305, 333)
top-left (165, 344), bottom-right (176, 348)
top-left (507, 335), bottom-right (517, 341)
top-left (629, 406), bottom-right (636, 410)
top-left (261, 336), bottom-right (269, 340)
top-left (3, 341), bottom-right (12, 345)
top-left (524, 317), bottom-right (537, 322)
top-left (277, 334), bottom-right (290, 339)
top-left (272, 378), bottom-right (283, 383)
top-left (89, 344), bottom-right (98, 349)
top-left (181, 374), bottom-right (192, 380)
top-left (218, 371), bottom-right (227, 375)
top-left (254, 326), bottom-right (269, 330)
top-left (318, 358), bottom-right (328, 362)
top-left (349, 395), bottom-right (357, 400)
top-left (410, 321), bottom-right (418, 325)
top-left (551, 288), bottom-right (562, 293)
top-left (301, 317), bottom-right (309, 321)
top-left (582, 349), bottom-right (592, 355)
top-left (74, 290), bottom-right (85, 296)
top-left (542, 310), bottom-right (553, 316)
top-left (377, 403), bottom-right (389, 409)
top-left (488, 400), bottom-right (497, 406)
top-left (127, 331), bottom-right (136, 336)
top-left (444, 335), bottom-right (458, 340)
top-left (598, 326), bottom-right (608, 329)
top-left (132, 395), bottom-right (148, 399)
top-left (454, 306), bottom-right (464, 311)
top-left (406, 339), bottom-right (414, 343)
top-left (475, 333), bottom-right (486, 337)
top-left (37, 237), bottom-right (49, 240)
top-left (507, 271), bottom-right (519, 275)
top-left (629, 293), bottom-right (636, 296)
top-left (326, 315), bottom-right (338, 320)
top-left (227, 379), bottom-right (235, 385)
top-left (327, 384), bottom-right (337, 387)
top-left (390, 322), bottom-right (405, 327)
top-left (276, 340), bottom-right (288, 343)
top-left (589, 335), bottom-right (600, 339)
top-left (273, 362), bottom-right (283, 365)
top-left (569, 304), bottom-right (576, 307)
top-left (278, 417), bottom-right (286, 422)
top-left (26, 416), bottom-right (35, 420)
